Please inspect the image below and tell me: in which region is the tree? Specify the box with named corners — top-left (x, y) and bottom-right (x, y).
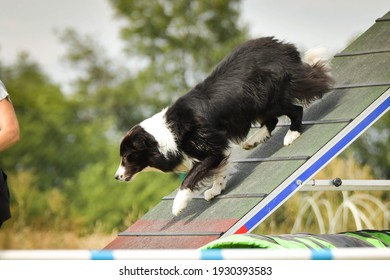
top-left (0, 53), bottom-right (110, 188)
top-left (59, 28), bottom-right (157, 133)
top-left (109, 0), bottom-right (248, 104)
top-left (347, 113), bottom-right (390, 178)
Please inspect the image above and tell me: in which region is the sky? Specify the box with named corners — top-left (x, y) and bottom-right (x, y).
top-left (0, 0), bottom-right (389, 89)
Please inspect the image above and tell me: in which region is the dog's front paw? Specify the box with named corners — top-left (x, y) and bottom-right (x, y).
top-left (283, 130), bottom-right (301, 146)
top-left (172, 189), bottom-right (193, 216)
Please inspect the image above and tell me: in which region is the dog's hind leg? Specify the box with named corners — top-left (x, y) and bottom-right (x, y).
top-left (242, 117), bottom-right (278, 150)
top-left (283, 105), bottom-right (303, 146)
top-left (204, 173), bottom-right (225, 201)
top-left (204, 158), bottom-right (229, 201)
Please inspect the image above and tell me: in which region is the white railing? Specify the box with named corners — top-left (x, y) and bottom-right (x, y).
top-left (1, 248), bottom-right (390, 260)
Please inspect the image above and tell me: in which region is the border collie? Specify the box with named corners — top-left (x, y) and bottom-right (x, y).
top-left (115, 37), bottom-right (334, 216)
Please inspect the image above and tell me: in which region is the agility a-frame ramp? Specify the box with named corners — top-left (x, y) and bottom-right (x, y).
top-left (105, 11), bottom-right (390, 249)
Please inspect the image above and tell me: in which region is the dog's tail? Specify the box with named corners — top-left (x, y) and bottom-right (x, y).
top-left (290, 48), bottom-right (334, 105)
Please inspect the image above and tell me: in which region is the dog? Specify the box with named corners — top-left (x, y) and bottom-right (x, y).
top-left (114, 37), bottom-right (334, 216)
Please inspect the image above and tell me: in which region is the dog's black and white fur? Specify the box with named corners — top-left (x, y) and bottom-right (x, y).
top-left (115, 37), bottom-right (334, 216)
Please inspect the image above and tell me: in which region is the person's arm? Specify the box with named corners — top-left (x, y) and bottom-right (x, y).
top-left (0, 98), bottom-right (20, 152)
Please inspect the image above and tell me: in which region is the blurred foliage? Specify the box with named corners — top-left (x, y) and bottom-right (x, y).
top-left (110, 0), bottom-right (248, 105)
top-left (0, 53), bottom-right (108, 189)
top-left (346, 113), bottom-right (390, 178)
top-left (0, 0), bottom-right (248, 241)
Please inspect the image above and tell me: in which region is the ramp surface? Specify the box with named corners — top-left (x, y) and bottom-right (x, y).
top-left (106, 12), bottom-right (390, 249)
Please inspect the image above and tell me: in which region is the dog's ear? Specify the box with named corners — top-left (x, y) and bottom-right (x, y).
top-left (133, 138), bottom-right (148, 150)
top-left (133, 133), bottom-right (156, 151)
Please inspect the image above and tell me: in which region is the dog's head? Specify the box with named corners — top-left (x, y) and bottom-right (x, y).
top-left (114, 125), bottom-right (159, 182)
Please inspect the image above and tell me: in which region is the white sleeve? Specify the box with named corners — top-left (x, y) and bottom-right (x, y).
top-left (0, 80), bottom-right (10, 101)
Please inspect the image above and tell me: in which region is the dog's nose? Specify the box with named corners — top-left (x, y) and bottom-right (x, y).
top-left (115, 165), bottom-right (125, 181)
top-left (114, 172), bottom-right (124, 181)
